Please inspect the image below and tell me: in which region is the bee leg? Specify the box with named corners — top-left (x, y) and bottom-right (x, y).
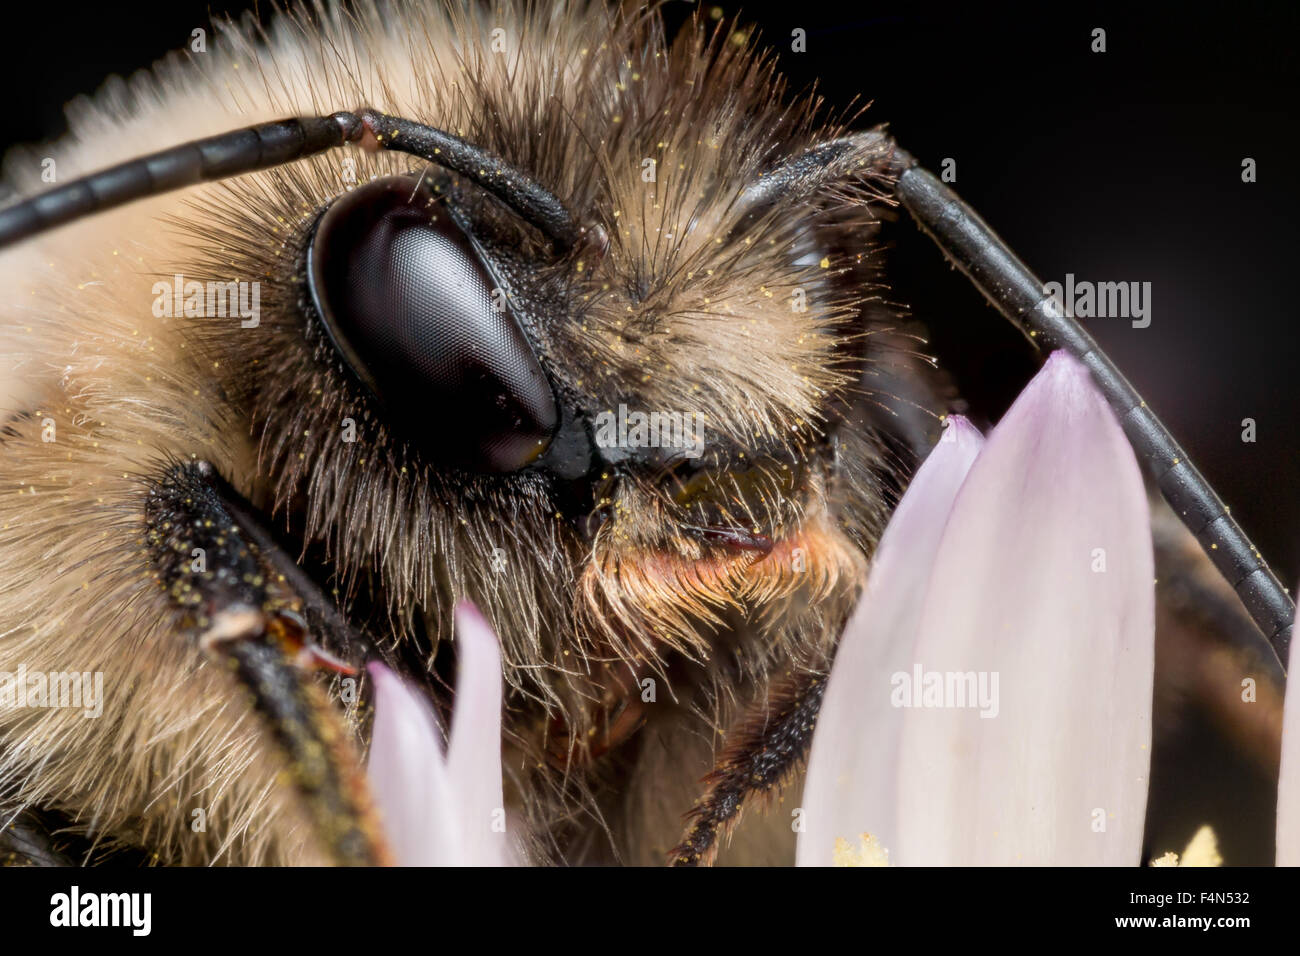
top-left (0, 807), bottom-right (75, 866)
top-left (668, 670), bottom-right (826, 866)
top-left (143, 459), bottom-right (390, 866)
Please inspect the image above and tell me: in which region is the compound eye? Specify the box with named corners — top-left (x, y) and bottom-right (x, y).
top-left (307, 175), bottom-right (557, 472)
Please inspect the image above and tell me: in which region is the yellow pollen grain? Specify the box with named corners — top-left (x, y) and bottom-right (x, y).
top-left (832, 833), bottom-right (890, 867)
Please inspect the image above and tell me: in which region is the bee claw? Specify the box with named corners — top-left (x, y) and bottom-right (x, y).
top-left (294, 642), bottom-right (358, 676)
top-left (268, 609), bottom-right (359, 676)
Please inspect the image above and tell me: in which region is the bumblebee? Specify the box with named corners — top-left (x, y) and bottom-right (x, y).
top-left (0, 1), bottom-right (1289, 866)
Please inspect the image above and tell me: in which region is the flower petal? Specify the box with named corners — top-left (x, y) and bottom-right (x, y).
top-left (366, 661), bottom-right (460, 865)
top-left (366, 602), bottom-right (509, 866)
top-left (447, 601), bottom-right (510, 866)
top-left (798, 416), bottom-right (984, 866)
top-left (896, 351), bottom-right (1155, 865)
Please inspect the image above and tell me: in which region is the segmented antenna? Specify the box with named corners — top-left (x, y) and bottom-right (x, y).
top-left (894, 154), bottom-right (1294, 667)
top-left (0, 109), bottom-right (587, 252)
top-left (0, 114), bottom-right (363, 247)
top-left (354, 109), bottom-right (588, 251)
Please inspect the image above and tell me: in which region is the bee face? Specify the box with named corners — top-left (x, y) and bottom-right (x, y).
top-left (0, 1), bottom-right (908, 864)
top-left (177, 6), bottom-right (896, 714)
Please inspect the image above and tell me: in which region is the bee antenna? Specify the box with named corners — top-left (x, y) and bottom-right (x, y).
top-left (0, 108), bottom-right (593, 254)
top-left (354, 109), bottom-right (588, 252)
top-left (891, 150), bottom-right (1295, 668)
top-left (0, 113), bottom-right (362, 249)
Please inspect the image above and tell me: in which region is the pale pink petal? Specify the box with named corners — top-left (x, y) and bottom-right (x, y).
top-left (896, 351), bottom-right (1155, 865)
top-left (798, 416), bottom-right (984, 866)
top-left (366, 602), bottom-right (510, 866)
top-left (1274, 592), bottom-right (1300, 864)
top-left (366, 661), bottom-right (460, 865)
top-left (447, 601), bottom-right (509, 866)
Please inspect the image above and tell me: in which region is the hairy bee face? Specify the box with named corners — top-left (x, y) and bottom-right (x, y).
top-left (0, 1), bottom-right (923, 864)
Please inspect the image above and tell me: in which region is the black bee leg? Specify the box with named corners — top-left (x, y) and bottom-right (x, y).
top-left (0, 807), bottom-right (75, 866)
top-left (143, 459), bottom-right (389, 866)
top-left (668, 671), bottom-right (826, 866)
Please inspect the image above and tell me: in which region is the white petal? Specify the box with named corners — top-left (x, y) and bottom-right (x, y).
top-left (896, 351), bottom-right (1155, 865)
top-left (798, 416), bottom-right (984, 866)
top-left (447, 602), bottom-right (510, 866)
top-left (366, 662), bottom-right (461, 865)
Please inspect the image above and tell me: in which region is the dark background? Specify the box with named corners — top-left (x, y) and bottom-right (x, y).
top-left (3, 1), bottom-right (1296, 862)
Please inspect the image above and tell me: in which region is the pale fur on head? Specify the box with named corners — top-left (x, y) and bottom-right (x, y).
top-left (0, 0), bottom-right (903, 863)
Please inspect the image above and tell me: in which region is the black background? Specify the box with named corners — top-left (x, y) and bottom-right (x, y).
top-left (0, 1), bottom-right (1296, 864)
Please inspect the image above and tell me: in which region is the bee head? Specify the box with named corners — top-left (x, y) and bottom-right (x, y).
top-left (10, 9), bottom-right (903, 781)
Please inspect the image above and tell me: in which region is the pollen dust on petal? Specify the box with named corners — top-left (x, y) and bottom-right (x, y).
top-left (832, 833), bottom-right (890, 867)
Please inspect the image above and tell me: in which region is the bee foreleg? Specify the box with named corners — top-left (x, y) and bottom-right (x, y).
top-left (668, 670), bottom-right (826, 866)
top-left (143, 459), bottom-right (389, 866)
